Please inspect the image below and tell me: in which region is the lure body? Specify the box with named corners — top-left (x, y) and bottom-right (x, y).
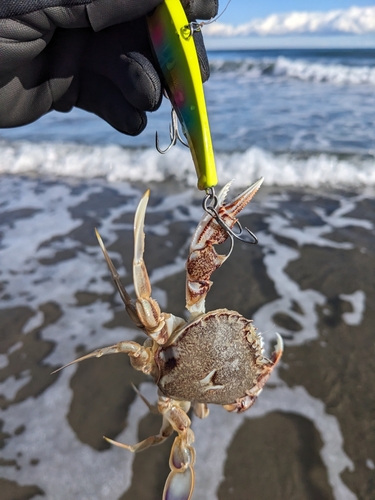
top-left (148, 0), bottom-right (218, 190)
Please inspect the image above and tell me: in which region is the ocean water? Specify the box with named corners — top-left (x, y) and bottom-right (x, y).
top-left (1, 48), bottom-right (375, 188)
top-left (1, 49), bottom-right (375, 500)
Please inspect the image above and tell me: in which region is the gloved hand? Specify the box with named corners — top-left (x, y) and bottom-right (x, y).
top-left (0, 0), bottom-right (218, 135)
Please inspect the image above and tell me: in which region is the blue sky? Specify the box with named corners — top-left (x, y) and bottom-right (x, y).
top-left (204, 1), bottom-right (375, 49)
top-left (220, 0), bottom-right (375, 25)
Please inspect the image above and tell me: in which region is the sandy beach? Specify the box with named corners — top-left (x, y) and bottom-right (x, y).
top-left (0, 174), bottom-right (374, 499)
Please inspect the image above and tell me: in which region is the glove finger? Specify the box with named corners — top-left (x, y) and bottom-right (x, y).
top-left (88, 0), bottom-right (163, 31)
top-left (109, 51), bottom-right (162, 112)
top-left (81, 20), bottom-right (162, 112)
top-left (181, 0), bottom-right (219, 21)
top-left (77, 71), bottom-right (147, 136)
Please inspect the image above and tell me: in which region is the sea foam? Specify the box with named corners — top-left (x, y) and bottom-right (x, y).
top-left (210, 57), bottom-right (375, 85)
top-left (1, 140), bottom-right (374, 189)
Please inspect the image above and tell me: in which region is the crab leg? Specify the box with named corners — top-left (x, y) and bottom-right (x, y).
top-left (104, 394), bottom-right (196, 500)
top-left (164, 429), bottom-right (195, 500)
top-left (192, 402), bottom-right (209, 419)
top-left (111, 395), bottom-right (196, 500)
top-left (132, 190), bottom-right (185, 345)
top-left (95, 228), bottom-right (143, 329)
top-left (160, 398), bottom-right (195, 500)
top-left (104, 416), bottom-right (174, 452)
top-left (186, 178), bottom-right (264, 317)
top-left (51, 341), bottom-right (153, 375)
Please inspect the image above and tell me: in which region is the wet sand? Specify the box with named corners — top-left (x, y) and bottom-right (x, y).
top-left (0, 175), bottom-right (374, 499)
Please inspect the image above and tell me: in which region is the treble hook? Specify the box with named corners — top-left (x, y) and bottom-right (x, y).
top-left (155, 108), bottom-right (189, 154)
top-left (202, 187), bottom-right (258, 254)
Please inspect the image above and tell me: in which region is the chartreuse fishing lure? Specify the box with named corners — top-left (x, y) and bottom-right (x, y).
top-left (148, 0), bottom-right (259, 246)
top-left (147, 0), bottom-right (218, 191)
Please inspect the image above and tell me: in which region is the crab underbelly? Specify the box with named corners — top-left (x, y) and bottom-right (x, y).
top-left (156, 309), bottom-right (265, 405)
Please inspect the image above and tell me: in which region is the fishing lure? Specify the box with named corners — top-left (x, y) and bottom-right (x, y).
top-left (148, 0), bottom-right (218, 191)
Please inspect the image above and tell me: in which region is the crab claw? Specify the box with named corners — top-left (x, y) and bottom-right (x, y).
top-left (132, 190), bottom-right (166, 341)
top-left (186, 179), bottom-right (263, 317)
top-left (272, 332), bottom-right (284, 365)
top-left (216, 177), bottom-right (264, 225)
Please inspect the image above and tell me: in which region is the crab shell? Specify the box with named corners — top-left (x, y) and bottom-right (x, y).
top-left (156, 309), bottom-right (270, 407)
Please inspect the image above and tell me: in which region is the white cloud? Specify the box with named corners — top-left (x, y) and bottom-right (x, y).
top-left (204, 6), bottom-right (375, 37)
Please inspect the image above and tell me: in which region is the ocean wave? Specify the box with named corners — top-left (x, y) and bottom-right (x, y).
top-left (0, 140), bottom-right (374, 189)
top-left (210, 56), bottom-right (375, 85)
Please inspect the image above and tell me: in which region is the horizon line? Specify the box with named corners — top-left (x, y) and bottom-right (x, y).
top-left (204, 34), bottom-right (375, 51)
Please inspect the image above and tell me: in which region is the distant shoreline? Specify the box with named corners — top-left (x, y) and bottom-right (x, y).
top-left (208, 47), bottom-right (375, 54)
top-left (205, 34), bottom-right (375, 51)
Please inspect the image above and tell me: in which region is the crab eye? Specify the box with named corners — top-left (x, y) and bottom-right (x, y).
top-left (160, 347), bottom-right (178, 370)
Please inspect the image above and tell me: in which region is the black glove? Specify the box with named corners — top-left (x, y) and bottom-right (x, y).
top-left (0, 0), bottom-right (218, 135)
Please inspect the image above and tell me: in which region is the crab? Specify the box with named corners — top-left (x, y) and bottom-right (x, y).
top-left (55, 179), bottom-right (283, 500)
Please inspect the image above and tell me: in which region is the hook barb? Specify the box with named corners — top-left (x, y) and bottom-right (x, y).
top-left (155, 108), bottom-right (189, 154)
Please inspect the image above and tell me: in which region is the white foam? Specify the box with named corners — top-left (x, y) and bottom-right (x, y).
top-left (254, 193), bottom-right (372, 345)
top-left (23, 310), bottom-right (45, 334)
top-left (274, 56), bottom-right (375, 85)
top-left (340, 290), bottom-right (366, 326)
top-left (0, 371), bottom-right (32, 400)
top-left (1, 368), bottom-right (138, 499)
top-left (1, 141), bottom-right (374, 189)
top-left (0, 354), bottom-right (9, 369)
top-left (210, 56), bottom-right (375, 86)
